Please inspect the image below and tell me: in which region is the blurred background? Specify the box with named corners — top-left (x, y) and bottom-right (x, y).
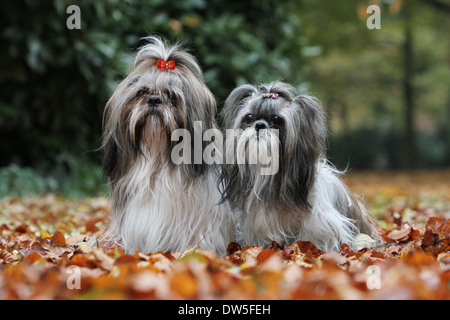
top-left (0, 0), bottom-right (449, 197)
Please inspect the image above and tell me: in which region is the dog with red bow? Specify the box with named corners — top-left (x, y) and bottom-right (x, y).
top-left (102, 37), bottom-right (234, 255)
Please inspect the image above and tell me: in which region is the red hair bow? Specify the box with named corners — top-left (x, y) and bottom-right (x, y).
top-left (156, 59), bottom-right (175, 71)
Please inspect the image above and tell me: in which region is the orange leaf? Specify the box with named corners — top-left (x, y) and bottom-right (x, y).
top-left (114, 254), bottom-right (136, 265)
top-left (86, 218), bottom-right (102, 233)
top-left (24, 252), bottom-right (43, 264)
top-left (51, 231), bottom-right (66, 246)
top-left (170, 269), bottom-right (198, 299)
top-left (256, 248), bottom-right (276, 264)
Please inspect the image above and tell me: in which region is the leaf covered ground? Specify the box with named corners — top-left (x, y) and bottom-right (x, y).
top-left (0, 170), bottom-right (449, 300)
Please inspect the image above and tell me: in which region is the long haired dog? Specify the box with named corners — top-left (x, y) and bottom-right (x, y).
top-left (102, 37), bottom-right (234, 255)
top-left (220, 81), bottom-right (378, 252)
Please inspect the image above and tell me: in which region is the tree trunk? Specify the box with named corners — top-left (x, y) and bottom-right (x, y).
top-left (403, 0), bottom-right (417, 170)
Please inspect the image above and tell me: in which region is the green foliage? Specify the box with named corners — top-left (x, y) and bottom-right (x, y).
top-left (0, 164), bottom-right (58, 197)
top-left (0, 0), bottom-right (131, 169)
top-left (0, 160), bottom-right (107, 198)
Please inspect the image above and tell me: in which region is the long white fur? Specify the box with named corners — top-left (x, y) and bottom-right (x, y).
top-left (236, 159), bottom-right (358, 252)
top-left (106, 147), bottom-right (234, 255)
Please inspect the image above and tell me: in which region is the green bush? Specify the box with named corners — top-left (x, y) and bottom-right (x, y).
top-left (0, 164), bottom-right (57, 197)
top-left (0, 160), bottom-right (107, 198)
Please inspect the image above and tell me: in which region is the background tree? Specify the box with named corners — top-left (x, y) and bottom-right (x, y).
top-left (301, 0), bottom-right (450, 169)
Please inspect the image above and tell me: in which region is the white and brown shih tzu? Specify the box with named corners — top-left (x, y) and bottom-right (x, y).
top-left (220, 81), bottom-right (379, 252)
top-left (101, 36), bottom-right (234, 255)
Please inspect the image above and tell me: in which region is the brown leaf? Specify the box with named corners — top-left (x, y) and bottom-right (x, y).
top-left (86, 218), bottom-right (101, 233)
top-left (67, 252), bottom-right (104, 270)
top-left (271, 241), bottom-right (284, 251)
top-left (114, 254), bottom-right (136, 265)
top-left (0, 249), bottom-right (19, 264)
top-left (14, 224), bottom-right (27, 233)
top-left (388, 224), bottom-right (412, 241)
top-left (319, 252), bottom-right (348, 266)
top-left (239, 246), bottom-right (262, 266)
top-left (93, 249), bottom-right (115, 271)
top-left (256, 248), bottom-right (276, 264)
top-left (425, 217), bottom-right (450, 239)
top-left (295, 241), bottom-right (323, 256)
top-left (422, 229), bottom-right (440, 248)
top-left (51, 231), bottom-right (66, 246)
top-left (78, 241), bottom-right (93, 254)
top-left (66, 235), bottom-right (89, 246)
top-left (226, 242), bottom-right (241, 256)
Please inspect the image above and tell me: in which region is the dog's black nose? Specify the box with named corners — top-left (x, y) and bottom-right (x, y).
top-left (147, 96), bottom-right (161, 106)
top-left (255, 121), bottom-right (267, 131)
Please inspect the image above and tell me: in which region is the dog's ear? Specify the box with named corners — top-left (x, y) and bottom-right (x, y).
top-left (278, 94), bottom-right (327, 210)
top-left (101, 85), bottom-right (127, 184)
top-left (222, 84), bottom-right (257, 128)
top-left (102, 134), bottom-right (119, 181)
top-left (102, 130), bottom-right (137, 186)
top-left (294, 94), bottom-right (327, 157)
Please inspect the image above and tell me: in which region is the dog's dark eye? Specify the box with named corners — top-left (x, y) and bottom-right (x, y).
top-left (245, 114), bottom-right (254, 123)
top-left (271, 115), bottom-right (283, 125)
top-left (167, 90), bottom-right (176, 103)
top-left (136, 88), bottom-right (149, 98)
